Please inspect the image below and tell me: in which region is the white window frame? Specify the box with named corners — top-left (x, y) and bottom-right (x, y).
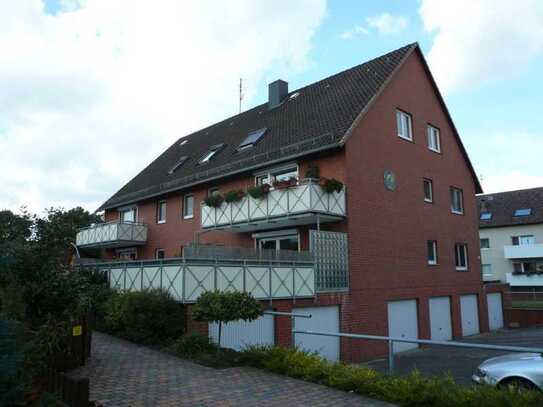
top-left (119, 206), bottom-right (137, 223)
top-left (455, 243), bottom-right (468, 271)
top-left (157, 200), bottom-right (167, 224)
top-left (450, 187), bottom-right (464, 215)
top-left (427, 124), bottom-right (441, 153)
top-left (427, 240), bottom-right (438, 265)
top-left (512, 235), bottom-right (535, 246)
top-left (183, 194), bottom-right (194, 219)
top-left (423, 178), bottom-right (433, 203)
top-left (253, 229), bottom-right (300, 252)
top-left (117, 248), bottom-right (137, 261)
top-left (396, 109), bottom-right (413, 141)
top-left (155, 248), bottom-right (165, 259)
top-left (481, 264), bottom-right (492, 277)
top-left (480, 238), bottom-right (490, 250)
top-left (254, 163), bottom-right (299, 186)
top-left (208, 187), bottom-right (220, 196)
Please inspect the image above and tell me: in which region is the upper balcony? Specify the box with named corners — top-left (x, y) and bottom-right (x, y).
top-left (506, 272), bottom-right (543, 287)
top-left (76, 221), bottom-right (148, 249)
top-left (201, 179), bottom-right (346, 232)
top-left (504, 244), bottom-right (543, 259)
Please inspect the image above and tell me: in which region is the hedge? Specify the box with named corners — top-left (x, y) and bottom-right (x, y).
top-left (239, 346), bottom-right (543, 407)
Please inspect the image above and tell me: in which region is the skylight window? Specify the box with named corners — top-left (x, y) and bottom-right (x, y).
top-left (168, 156), bottom-right (188, 174)
top-left (480, 212), bottom-right (492, 220)
top-left (199, 144), bottom-right (224, 164)
top-left (289, 92), bottom-right (300, 100)
top-left (237, 128), bottom-right (267, 151)
top-left (179, 139), bottom-right (188, 146)
top-left (514, 208), bottom-right (532, 217)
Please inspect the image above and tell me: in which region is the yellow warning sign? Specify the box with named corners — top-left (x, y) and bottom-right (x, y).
top-left (72, 325), bottom-right (83, 336)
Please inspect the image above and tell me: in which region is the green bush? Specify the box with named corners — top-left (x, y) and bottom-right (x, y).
top-left (224, 190), bottom-right (246, 203)
top-left (103, 289), bottom-right (184, 345)
top-left (172, 332), bottom-right (217, 357)
top-left (239, 346), bottom-right (543, 407)
top-left (203, 194), bottom-right (224, 208)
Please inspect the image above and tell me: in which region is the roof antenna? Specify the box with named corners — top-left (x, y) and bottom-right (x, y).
top-left (239, 78), bottom-right (244, 113)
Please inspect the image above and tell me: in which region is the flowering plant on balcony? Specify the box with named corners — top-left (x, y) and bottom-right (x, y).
top-left (247, 183), bottom-right (271, 199)
top-left (204, 194), bottom-right (224, 208)
top-left (224, 189), bottom-right (246, 203)
top-left (272, 177), bottom-right (298, 190)
top-left (320, 178), bottom-right (344, 194)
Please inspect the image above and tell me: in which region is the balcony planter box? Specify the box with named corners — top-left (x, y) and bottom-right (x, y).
top-left (319, 178), bottom-right (344, 194)
top-left (224, 190), bottom-right (246, 203)
top-left (272, 178), bottom-right (297, 190)
top-left (247, 184), bottom-right (270, 199)
top-left (204, 194), bottom-right (224, 208)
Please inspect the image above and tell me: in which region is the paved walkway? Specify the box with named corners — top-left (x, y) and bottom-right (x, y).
top-left (74, 332), bottom-right (392, 406)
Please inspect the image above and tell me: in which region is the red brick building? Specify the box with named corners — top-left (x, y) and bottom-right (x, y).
top-left (77, 43), bottom-right (507, 361)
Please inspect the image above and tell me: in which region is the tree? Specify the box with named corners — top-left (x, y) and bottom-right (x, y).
top-left (192, 291), bottom-right (263, 348)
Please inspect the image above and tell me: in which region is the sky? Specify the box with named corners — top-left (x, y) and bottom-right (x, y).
top-left (1, 0), bottom-right (542, 215)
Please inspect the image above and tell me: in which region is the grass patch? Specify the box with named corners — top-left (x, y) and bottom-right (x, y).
top-left (238, 345), bottom-right (543, 407)
top-left (512, 301), bottom-right (543, 309)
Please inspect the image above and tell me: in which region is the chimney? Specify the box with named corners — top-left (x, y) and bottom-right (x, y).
top-left (268, 79), bottom-right (288, 109)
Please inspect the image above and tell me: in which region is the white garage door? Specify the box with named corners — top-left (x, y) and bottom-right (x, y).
top-left (460, 294), bottom-right (480, 336)
top-left (209, 314), bottom-right (274, 351)
top-left (429, 297), bottom-right (452, 341)
top-left (293, 306), bottom-right (339, 362)
top-left (387, 300), bottom-right (419, 353)
top-left (487, 293), bottom-right (504, 330)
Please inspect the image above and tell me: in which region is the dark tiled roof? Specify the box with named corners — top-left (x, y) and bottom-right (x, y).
top-left (478, 187), bottom-right (543, 228)
top-left (100, 43), bottom-right (417, 210)
top-left (101, 42), bottom-right (481, 210)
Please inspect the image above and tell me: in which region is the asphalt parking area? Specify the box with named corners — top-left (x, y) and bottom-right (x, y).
top-left (362, 327), bottom-right (543, 385)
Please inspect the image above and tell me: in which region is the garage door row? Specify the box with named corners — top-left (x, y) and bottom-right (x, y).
top-left (209, 293), bottom-right (504, 362)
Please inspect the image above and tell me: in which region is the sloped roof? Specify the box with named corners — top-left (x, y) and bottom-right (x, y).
top-left (478, 187), bottom-right (543, 228)
top-left (101, 42), bottom-right (481, 210)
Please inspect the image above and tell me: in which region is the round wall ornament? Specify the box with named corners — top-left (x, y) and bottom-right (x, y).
top-left (384, 170), bottom-right (396, 191)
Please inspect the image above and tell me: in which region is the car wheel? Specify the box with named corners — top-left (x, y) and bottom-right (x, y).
top-left (499, 377), bottom-right (537, 392)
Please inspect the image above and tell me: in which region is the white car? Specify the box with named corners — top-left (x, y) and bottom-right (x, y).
top-left (472, 353), bottom-right (543, 390)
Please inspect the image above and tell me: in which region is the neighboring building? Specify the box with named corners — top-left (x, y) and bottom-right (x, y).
top-left (478, 187), bottom-right (543, 299)
top-left (77, 43), bottom-right (507, 362)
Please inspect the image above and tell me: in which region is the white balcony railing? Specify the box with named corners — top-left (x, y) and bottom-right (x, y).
top-left (78, 257), bottom-right (315, 302)
top-left (76, 221), bottom-right (148, 248)
top-left (506, 272), bottom-right (543, 287)
top-left (504, 244), bottom-right (543, 259)
top-left (201, 180), bottom-right (346, 230)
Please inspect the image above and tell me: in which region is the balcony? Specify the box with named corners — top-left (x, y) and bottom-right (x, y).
top-left (504, 244), bottom-right (543, 259)
top-left (76, 221), bottom-right (148, 249)
top-left (201, 180), bottom-right (346, 232)
top-left (506, 272), bottom-right (543, 287)
top-left (77, 253), bottom-right (315, 303)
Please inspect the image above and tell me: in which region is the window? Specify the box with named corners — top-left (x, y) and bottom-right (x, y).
top-left (396, 110), bottom-right (413, 141)
top-left (513, 262), bottom-right (535, 274)
top-left (480, 238), bottom-right (490, 249)
top-left (117, 248), bottom-right (137, 261)
top-left (199, 144), bottom-right (224, 164)
top-left (514, 208), bottom-right (532, 217)
top-left (119, 207), bottom-right (136, 223)
top-left (157, 200), bottom-right (167, 223)
top-left (237, 128), bottom-right (267, 151)
top-left (423, 178), bottom-right (433, 203)
top-left (450, 187), bottom-right (464, 214)
top-left (480, 212), bottom-right (492, 220)
top-left (155, 248), bottom-right (165, 259)
top-left (427, 240), bottom-right (438, 265)
top-left (427, 125), bottom-right (441, 153)
top-left (168, 156), bottom-right (188, 174)
top-left (208, 187), bottom-right (220, 196)
top-left (455, 243), bottom-right (468, 270)
top-left (512, 235), bottom-right (535, 246)
top-left (183, 195), bottom-right (194, 219)
top-left (255, 164), bottom-right (298, 186)
top-left (256, 231), bottom-right (300, 252)
top-left (481, 264), bottom-right (492, 277)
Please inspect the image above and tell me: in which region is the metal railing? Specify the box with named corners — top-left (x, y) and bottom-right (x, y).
top-left (292, 329), bottom-right (543, 375)
top-left (184, 245), bottom-right (314, 263)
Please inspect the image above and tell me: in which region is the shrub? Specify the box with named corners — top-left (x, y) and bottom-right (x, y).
top-left (320, 178), bottom-right (344, 194)
top-left (172, 332), bottom-right (217, 357)
top-left (192, 291), bottom-right (262, 347)
top-left (239, 346), bottom-right (543, 407)
top-left (103, 289), bottom-right (184, 345)
top-left (224, 190), bottom-right (246, 203)
top-left (203, 194), bottom-right (224, 208)
top-left (247, 184), bottom-right (270, 199)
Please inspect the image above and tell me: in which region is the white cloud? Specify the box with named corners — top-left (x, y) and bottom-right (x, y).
top-left (0, 0), bottom-right (326, 214)
top-left (340, 12), bottom-right (407, 40)
top-left (419, 0), bottom-right (543, 93)
top-left (466, 131), bottom-right (543, 193)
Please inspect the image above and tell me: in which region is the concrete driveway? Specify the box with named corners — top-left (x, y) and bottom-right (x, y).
top-left (75, 332), bottom-right (392, 407)
top-left (363, 327), bottom-right (543, 385)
